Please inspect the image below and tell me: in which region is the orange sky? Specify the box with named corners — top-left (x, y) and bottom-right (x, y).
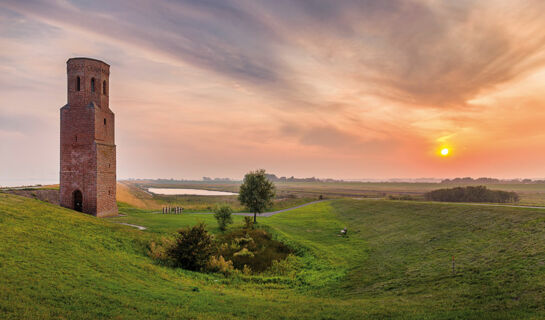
top-left (1, 0), bottom-right (545, 185)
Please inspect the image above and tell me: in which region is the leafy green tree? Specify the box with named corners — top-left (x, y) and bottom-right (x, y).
top-left (238, 169), bottom-right (276, 223)
top-left (214, 205), bottom-right (233, 231)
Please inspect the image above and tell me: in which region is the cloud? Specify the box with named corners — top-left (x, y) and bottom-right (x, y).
top-left (1, 0), bottom-right (283, 85)
top-left (2, 0), bottom-right (545, 180)
top-left (4, 0), bottom-right (545, 111)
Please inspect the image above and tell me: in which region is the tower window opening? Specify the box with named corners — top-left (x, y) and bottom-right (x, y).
top-left (91, 78), bottom-right (95, 92)
top-left (76, 76), bottom-right (81, 91)
top-left (104, 118), bottom-right (107, 125)
top-left (103, 80), bottom-right (107, 95)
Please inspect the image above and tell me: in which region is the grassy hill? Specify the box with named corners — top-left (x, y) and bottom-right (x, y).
top-left (2, 193), bottom-right (545, 319)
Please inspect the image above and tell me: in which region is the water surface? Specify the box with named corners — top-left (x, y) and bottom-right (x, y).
top-left (148, 188), bottom-right (237, 196)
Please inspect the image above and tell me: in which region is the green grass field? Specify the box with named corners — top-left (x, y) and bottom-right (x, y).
top-left (2, 193), bottom-right (545, 319)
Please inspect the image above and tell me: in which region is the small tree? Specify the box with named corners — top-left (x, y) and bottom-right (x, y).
top-left (238, 169), bottom-right (276, 223)
top-left (167, 223), bottom-right (215, 271)
top-left (214, 205), bottom-right (233, 231)
top-left (243, 216), bottom-right (254, 230)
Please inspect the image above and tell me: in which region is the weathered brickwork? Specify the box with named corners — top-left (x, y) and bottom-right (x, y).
top-left (60, 57), bottom-right (117, 217)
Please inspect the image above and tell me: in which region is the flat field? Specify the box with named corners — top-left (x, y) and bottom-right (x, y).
top-left (117, 181), bottom-right (314, 212)
top-left (127, 179), bottom-right (545, 206)
top-left (2, 192), bottom-right (545, 319)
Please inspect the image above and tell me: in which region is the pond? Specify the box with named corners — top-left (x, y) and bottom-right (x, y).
top-left (148, 188), bottom-right (238, 196)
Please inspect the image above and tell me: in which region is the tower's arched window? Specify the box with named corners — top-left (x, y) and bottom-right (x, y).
top-left (76, 76), bottom-right (81, 91)
top-left (102, 80), bottom-right (107, 96)
top-left (91, 78), bottom-right (95, 92)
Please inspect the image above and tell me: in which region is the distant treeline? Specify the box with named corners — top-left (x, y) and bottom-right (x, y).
top-left (202, 177), bottom-right (232, 182)
top-left (441, 177), bottom-right (544, 184)
top-left (264, 174), bottom-right (343, 183)
top-left (425, 186), bottom-right (519, 203)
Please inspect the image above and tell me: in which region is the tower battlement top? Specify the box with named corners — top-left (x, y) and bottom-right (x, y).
top-left (67, 57), bottom-right (110, 67)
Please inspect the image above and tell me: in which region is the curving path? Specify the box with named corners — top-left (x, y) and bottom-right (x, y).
top-left (191, 200), bottom-right (326, 217)
top-left (116, 222), bottom-right (147, 230)
top-left (157, 200), bottom-right (327, 217)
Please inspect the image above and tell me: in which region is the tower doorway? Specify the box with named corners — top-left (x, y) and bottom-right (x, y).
top-left (73, 190), bottom-right (83, 212)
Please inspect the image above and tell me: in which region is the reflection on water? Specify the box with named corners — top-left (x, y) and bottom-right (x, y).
top-left (148, 188), bottom-right (237, 196)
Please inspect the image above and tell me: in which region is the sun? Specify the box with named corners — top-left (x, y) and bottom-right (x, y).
top-left (440, 148), bottom-right (449, 156)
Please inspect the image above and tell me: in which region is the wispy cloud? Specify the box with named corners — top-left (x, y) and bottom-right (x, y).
top-left (2, 0), bottom-right (545, 181)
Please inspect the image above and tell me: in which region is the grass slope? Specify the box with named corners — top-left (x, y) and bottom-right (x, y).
top-left (2, 193), bottom-right (545, 319)
top-left (0, 194), bottom-right (366, 319)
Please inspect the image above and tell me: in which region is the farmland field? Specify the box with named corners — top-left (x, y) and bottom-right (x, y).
top-left (2, 192), bottom-right (545, 319)
top-left (125, 179), bottom-right (545, 206)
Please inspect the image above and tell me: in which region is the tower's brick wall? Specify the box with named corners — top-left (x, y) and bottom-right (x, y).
top-left (60, 57), bottom-right (117, 217)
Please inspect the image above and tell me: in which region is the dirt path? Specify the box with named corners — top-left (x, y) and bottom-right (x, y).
top-left (115, 222), bottom-right (147, 230)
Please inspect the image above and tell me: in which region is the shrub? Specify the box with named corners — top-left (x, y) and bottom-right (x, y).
top-left (217, 228), bottom-right (292, 272)
top-left (148, 236), bottom-right (175, 263)
top-left (267, 254), bottom-right (301, 276)
top-left (206, 255), bottom-right (235, 276)
top-left (242, 264), bottom-right (252, 275)
top-left (233, 247), bottom-right (255, 258)
top-left (243, 216), bottom-right (254, 230)
top-left (214, 205), bottom-right (233, 231)
top-left (167, 223), bottom-right (215, 271)
top-left (425, 186), bottom-right (519, 203)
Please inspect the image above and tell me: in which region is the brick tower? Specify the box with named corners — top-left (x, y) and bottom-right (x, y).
top-left (60, 57), bottom-right (117, 217)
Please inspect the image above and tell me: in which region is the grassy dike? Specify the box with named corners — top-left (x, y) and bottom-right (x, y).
top-left (2, 193), bottom-right (545, 319)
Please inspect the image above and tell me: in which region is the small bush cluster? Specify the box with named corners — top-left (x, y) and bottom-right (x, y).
top-left (425, 186), bottom-right (519, 203)
top-left (148, 222), bottom-right (293, 276)
top-left (206, 255), bottom-right (235, 276)
top-left (216, 228), bottom-right (292, 272)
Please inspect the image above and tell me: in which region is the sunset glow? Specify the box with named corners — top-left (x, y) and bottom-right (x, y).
top-left (1, 1), bottom-right (545, 183)
top-left (441, 148), bottom-right (449, 157)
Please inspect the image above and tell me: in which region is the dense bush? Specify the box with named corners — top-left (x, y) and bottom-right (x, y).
top-left (150, 222), bottom-right (293, 275)
top-left (425, 186), bottom-right (519, 203)
top-left (167, 223), bottom-right (215, 271)
top-left (216, 228), bottom-right (292, 272)
top-left (206, 255), bottom-right (235, 276)
top-left (214, 205), bottom-right (233, 231)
